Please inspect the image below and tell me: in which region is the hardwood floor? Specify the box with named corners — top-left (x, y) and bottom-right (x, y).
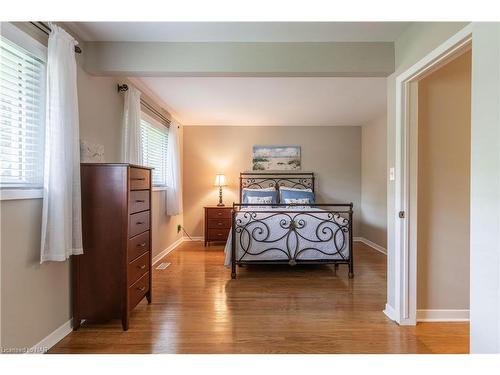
top-left (50, 241), bottom-right (469, 354)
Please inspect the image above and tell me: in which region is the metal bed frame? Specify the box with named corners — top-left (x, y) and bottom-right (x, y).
top-left (230, 172), bottom-right (354, 279)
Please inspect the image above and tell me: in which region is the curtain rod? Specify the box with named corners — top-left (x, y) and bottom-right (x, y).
top-left (118, 84), bottom-right (172, 127)
top-left (30, 22), bottom-right (82, 54)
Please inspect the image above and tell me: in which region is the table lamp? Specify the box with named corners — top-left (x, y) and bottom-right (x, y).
top-left (214, 173), bottom-right (227, 206)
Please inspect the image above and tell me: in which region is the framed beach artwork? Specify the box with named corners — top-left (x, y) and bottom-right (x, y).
top-left (252, 145), bottom-right (301, 171)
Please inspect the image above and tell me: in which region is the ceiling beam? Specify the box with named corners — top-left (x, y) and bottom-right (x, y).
top-left (82, 41), bottom-right (395, 77)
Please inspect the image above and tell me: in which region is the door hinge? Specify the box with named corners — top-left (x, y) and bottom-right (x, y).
top-left (399, 211), bottom-right (405, 219)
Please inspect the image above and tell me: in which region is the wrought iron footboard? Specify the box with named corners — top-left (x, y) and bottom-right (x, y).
top-left (230, 203), bottom-right (353, 279)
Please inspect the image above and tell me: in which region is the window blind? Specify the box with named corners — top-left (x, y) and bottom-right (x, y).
top-left (140, 116), bottom-right (168, 187)
top-left (0, 36), bottom-right (46, 189)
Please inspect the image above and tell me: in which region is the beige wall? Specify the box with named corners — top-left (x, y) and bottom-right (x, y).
top-left (361, 115), bottom-right (387, 249)
top-left (0, 26), bottom-right (182, 348)
top-left (183, 126), bottom-right (362, 237)
top-left (151, 124), bottom-right (184, 260)
top-left (77, 65), bottom-right (124, 162)
top-left (417, 50), bottom-right (471, 310)
top-left (0, 199), bottom-right (71, 349)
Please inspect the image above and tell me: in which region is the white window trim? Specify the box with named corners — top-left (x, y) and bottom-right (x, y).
top-left (141, 112), bottom-right (169, 188)
top-left (2, 23), bottom-right (47, 62)
top-left (0, 188), bottom-right (43, 201)
top-left (0, 23), bottom-right (47, 201)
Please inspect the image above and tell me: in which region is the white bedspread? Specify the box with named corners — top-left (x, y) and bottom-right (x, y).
top-left (224, 206), bottom-right (350, 267)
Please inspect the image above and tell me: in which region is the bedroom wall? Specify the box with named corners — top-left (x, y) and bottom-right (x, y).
top-left (182, 125), bottom-right (362, 238)
top-left (469, 23), bottom-right (500, 353)
top-left (361, 114), bottom-right (387, 250)
top-left (0, 23), bottom-right (183, 349)
top-left (0, 65), bottom-right (121, 349)
top-left (417, 50), bottom-right (471, 311)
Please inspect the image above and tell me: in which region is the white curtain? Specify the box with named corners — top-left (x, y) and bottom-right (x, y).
top-left (121, 86), bottom-right (142, 164)
top-left (166, 121), bottom-right (182, 215)
top-left (40, 24), bottom-right (82, 262)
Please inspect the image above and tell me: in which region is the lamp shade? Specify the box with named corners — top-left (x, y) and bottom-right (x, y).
top-left (214, 174), bottom-right (227, 187)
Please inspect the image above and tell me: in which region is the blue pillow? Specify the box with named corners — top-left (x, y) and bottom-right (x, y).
top-left (242, 188), bottom-right (278, 204)
top-left (279, 188), bottom-right (315, 204)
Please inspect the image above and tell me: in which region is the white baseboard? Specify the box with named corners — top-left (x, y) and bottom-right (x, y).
top-left (354, 237), bottom-right (387, 255)
top-left (183, 236), bottom-right (203, 242)
top-left (29, 319), bottom-right (72, 353)
top-left (417, 309), bottom-right (470, 322)
top-left (152, 236), bottom-right (185, 265)
top-left (384, 303), bottom-right (398, 322)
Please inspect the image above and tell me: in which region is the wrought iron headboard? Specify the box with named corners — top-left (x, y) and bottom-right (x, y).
top-left (239, 172), bottom-right (315, 202)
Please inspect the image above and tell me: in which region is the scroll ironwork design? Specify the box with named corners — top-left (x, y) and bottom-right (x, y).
top-left (239, 172), bottom-right (315, 202)
top-left (233, 210), bottom-right (350, 265)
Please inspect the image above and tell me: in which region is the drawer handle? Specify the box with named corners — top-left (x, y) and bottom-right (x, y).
top-left (138, 286), bottom-right (146, 292)
top-left (138, 264), bottom-right (146, 270)
top-left (131, 177), bottom-right (146, 181)
top-left (217, 233), bottom-right (223, 236)
top-left (218, 222), bottom-right (222, 226)
top-left (135, 199), bottom-right (145, 203)
top-left (138, 242), bottom-right (147, 247)
top-left (136, 221), bottom-right (145, 225)
top-left (217, 212), bottom-right (222, 216)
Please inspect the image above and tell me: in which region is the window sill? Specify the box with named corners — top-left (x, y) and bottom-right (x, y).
top-left (0, 188), bottom-right (43, 201)
top-left (152, 186), bottom-right (168, 192)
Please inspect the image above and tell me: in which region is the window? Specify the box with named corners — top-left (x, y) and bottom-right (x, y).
top-left (140, 114), bottom-right (168, 187)
top-left (0, 24), bottom-right (46, 191)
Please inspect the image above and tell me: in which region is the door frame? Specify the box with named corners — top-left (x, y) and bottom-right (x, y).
top-left (392, 24), bottom-right (473, 325)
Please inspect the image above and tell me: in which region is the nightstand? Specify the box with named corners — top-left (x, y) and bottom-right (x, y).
top-left (204, 206), bottom-right (232, 246)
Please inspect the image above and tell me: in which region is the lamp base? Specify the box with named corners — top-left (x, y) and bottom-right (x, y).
top-left (217, 186), bottom-right (225, 207)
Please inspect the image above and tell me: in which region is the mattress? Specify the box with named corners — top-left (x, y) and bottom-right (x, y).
top-left (224, 206), bottom-right (350, 267)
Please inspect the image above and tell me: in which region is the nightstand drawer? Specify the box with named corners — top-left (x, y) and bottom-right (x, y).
top-left (208, 228), bottom-right (230, 241)
top-left (207, 218), bottom-right (231, 229)
top-left (207, 208), bottom-right (232, 219)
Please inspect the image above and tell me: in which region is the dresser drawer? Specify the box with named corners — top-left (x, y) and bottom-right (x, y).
top-left (208, 228), bottom-right (230, 241)
top-left (128, 252), bottom-right (150, 286)
top-left (129, 211), bottom-right (150, 238)
top-left (128, 272), bottom-right (149, 311)
top-left (129, 167), bottom-right (150, 190)
top-left (207, 208), bottom-right (232, 219)
top-left (207, 218), bottom-right (231, 229)
top-left (128, 231), bottom-right (150, 262)
top-left (129, 190), bottom-right (150, 214)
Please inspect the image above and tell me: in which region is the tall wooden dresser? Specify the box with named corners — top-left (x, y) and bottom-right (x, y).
top-left (73, 163), bottom-right (153, 331)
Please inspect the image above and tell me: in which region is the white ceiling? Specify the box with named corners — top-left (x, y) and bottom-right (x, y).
top-left (69, 22), bottom-right (410, 42)
top-left (138, 77), bottom-right (387, 126)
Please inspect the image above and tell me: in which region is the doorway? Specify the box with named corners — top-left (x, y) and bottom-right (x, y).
top-left (391, 25), bottom-right (473, 325)
top-left (415, 49), bottom-right (471, 322)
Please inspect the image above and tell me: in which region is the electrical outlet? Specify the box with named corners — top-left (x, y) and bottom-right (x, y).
top-left (177, 224), bottom-right (182, 233)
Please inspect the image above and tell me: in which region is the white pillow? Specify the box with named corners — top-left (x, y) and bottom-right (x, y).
top-left (284, 198), bottom-right (311, 204)
top-left (247, 196), bottom-right (274, 204)
top-left (279, 186), bottom-right (313, 192)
